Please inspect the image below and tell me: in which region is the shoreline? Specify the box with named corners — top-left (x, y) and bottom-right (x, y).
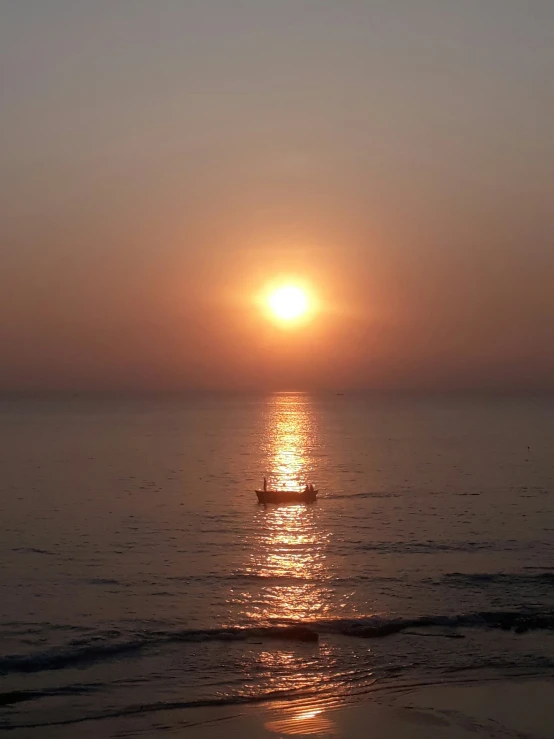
top-left (185, 674), bottom-right (554, 739)
top-left (14, 672), bottom-right (553, 738)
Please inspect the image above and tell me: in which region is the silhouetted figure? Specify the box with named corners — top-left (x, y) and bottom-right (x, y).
top-left (263, 477), bottom-right (267, 492)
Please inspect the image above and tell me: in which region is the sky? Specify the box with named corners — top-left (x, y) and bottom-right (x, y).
top-left (1, 0), bottom-right (553, 392)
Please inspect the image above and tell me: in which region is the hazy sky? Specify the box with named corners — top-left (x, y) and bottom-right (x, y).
top-left (2, 0), bottom-right (553, 392)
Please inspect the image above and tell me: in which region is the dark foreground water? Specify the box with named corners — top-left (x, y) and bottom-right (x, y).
top-left (1, 394), bottom-right (553, 736)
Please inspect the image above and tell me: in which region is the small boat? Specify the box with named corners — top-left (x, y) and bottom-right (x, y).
top-left (256, 487), bottom-right (318, 504)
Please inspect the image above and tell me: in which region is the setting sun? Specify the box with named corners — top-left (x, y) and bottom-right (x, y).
top-left (268, 285), bottom-right (309, 322)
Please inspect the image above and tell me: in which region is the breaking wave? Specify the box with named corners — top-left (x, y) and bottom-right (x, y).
top-left (2, 609), bottom-right (553, 676)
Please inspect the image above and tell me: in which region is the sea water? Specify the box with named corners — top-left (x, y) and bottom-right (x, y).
top-left (1, 394), bottom-right (553, 735)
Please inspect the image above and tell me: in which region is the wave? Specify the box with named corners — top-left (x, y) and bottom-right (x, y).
top-left (0, 683), bottom-right (101, 707)
top-left (72, 569), bottom-right (554, 590)
top-left (314, 610), bottom-right (554, 637)
top-left (58, 570), bottom-right (554, 592)
top-left (2, 609), bottom-right (553, 676)
top-left (355, 540), bottom-right (535, 554)
top-left (443, 572), bottom-right (554, 585)
top-left (86, 578), bottom-right (121, 586)
top-left (0, 637), bottom-right (149, 675)
top-left (326, 491), bottom-right (400, 500)
top-left (168, 573), bottom-right (327, 585)
top-left (2, 685), bottom-right (344, 731)
top-left (11, 547), bottom-right (54, 556)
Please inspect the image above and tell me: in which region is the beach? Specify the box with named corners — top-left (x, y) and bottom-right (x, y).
top-left (204, 677), bottom-right (554, 739)
top-left (14, 676), bottom-right (553, 738)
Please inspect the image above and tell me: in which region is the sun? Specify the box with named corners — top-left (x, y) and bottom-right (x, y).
top-left (267, 285), bottom-right (310, 322)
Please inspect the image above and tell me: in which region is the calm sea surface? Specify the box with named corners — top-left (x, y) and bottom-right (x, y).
top-left (1, 394), bottom-right (553, 736)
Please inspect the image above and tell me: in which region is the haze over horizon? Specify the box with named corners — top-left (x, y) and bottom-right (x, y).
top-left (2, 1), bottom-right (553, 393)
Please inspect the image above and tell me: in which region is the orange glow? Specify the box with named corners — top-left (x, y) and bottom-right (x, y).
top-left (263, 283), bottom-right (315, 326)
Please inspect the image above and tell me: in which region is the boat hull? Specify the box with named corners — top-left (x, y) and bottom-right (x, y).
top-left (256, 489), bottom-right (318, 504)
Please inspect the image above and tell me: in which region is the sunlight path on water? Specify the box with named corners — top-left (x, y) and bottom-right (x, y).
top-left (266, 393), bottom-right (315, 491)
top-left (238, 395), bottom-right (333, 623)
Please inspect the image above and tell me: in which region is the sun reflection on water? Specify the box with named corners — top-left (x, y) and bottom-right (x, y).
top-left (242, 394), bottom-right (332, 623)
top-left (265, 702), bottom-right (337, 736)
top-left (230, 395), bottom-right (358, 730)
top-left (267, 393), bottom-right (314, 491)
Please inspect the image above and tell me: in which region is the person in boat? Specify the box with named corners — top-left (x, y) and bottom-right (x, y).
top-left (263, 477), bottom-right (267, 492)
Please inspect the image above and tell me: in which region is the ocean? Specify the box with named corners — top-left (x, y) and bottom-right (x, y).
top-left (1, 393), bottom-right (553, 736)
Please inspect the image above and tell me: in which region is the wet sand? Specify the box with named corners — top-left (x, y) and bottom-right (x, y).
top-left (182, 677), bottom-right (554, 739)
top-left (32, 675), bottom-right (552, 739)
